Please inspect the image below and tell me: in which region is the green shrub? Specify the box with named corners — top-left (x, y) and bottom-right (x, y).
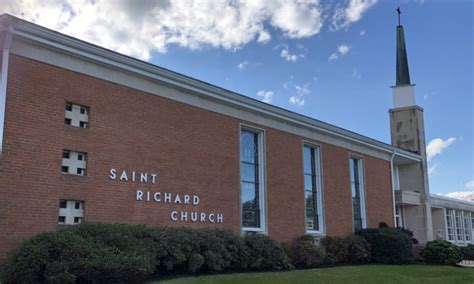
top-left (283, 235), bottom-right (325, 268)
top-left (0, 223), bottom-right (155, 284)
top-left (356, 228), bottom-right (414, 264)
top-left (321, 235), bottom-right (370, 265)
top-left (243, 235), bottom-right (293, 271)
top-left (420, 240), bottom-right (462, 265)
top-left (0, 223), bottom-right (292, 283)
top-left (460, 244), bottom-right (474, 260)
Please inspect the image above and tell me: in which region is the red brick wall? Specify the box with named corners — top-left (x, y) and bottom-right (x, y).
top-left (0, 55), bottom-right (393, 258)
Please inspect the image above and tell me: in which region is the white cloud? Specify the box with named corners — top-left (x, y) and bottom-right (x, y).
top-left (445, 191), bottom-right (474, 202)
top-left (257, 90), bottom-right (274, 103)
top-left (237, 61), bottom-right (249, 70)
top-left (280, 46), bottom-right (303, 62)
top-left (1, 0), bottom-right (324, 60)
top-left (426, 137), bottom-right (456, 161)
top-left (331, 0), bottom-right (378, 31)
top-left (329, 44), bottom-right (351, 61)
top-left (289, 83), bottom-right (310, 106)
top-left (466, 180), bottom-right (474, 190)
top-left (359, 30), bottom-right (366, 36)
top-left (338, 44), bottom-right (350, 55)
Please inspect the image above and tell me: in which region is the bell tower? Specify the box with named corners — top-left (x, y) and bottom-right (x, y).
top-left (389, 7), bottom-right (433, 243)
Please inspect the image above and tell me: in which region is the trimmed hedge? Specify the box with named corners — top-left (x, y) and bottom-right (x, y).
top-left (321, 235), bottom-right (370, 265)
top-left (282, 235), bottom-right (325, 268)
top-left (356, 227), bottom-right (414, 264)
top-left (420, 240), bottom-right (463, 265)
top-left (460, 244), bottom-right (474, 260)
top-left (0, 223), bottom-right (292, 283)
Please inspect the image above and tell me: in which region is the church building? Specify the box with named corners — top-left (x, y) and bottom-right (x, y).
top-left (0, 13), bottom-right (472, 259)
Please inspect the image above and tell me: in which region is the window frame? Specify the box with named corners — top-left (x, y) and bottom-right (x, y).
top-left (348, 155), bottom-right (367, 231)
top-left (302, 142), bottom-right (324, 235)
top-left (445, 208), bottom-right (455, 242)
top-left (239, 124), bottom-right (266, 233)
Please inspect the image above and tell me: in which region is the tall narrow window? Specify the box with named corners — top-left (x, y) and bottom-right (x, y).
top-left (303, 145), bottom-right (323, 233)
top-left (471, 212), bottom-right (474, 242)
top-left (455, 210), bottom-right (464, 242)
top-left (463, 211), bottom-right (471, 242)
top-left (240, 128), bottom-right (265, 231)
top-left (349, 157), bottom-right (366, 231)
top-left (446, 209), bottom-right (454, 241)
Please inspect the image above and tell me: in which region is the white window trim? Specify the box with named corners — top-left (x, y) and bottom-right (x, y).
top-left (303, 142), bottom-right (324, 235)
top-left (240, 124), bottom-right (267, 233)
top-left (349, 155), bottom-right (367, 230)
top-left (445, 208), bottom-right (455, 242)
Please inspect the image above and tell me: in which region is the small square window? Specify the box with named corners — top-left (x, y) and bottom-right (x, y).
top-left (58, 200), bottom-right (84, 225)
top-left (61, 150), bottom-right (87, 176)
top-left (63, 150), bottom-right (70, 159)
top-left (65, 103), bottom-right (89, 128)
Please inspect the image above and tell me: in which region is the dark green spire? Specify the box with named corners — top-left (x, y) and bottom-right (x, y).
top-left (395, 8), bottom-right (411, 86)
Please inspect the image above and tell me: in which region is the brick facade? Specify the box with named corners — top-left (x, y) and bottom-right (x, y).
top-left (0, 55), bottom-right (394, 259)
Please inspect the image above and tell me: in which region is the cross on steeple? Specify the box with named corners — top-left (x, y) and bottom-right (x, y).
top-left (397, 7), bottom-right (401, 26)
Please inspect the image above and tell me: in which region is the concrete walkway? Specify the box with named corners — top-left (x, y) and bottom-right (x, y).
top-left (458, 260), bottom-right (474, 267)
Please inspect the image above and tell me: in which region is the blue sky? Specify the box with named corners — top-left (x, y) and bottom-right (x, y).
top-left (2, 0), bottom-right (472, 195)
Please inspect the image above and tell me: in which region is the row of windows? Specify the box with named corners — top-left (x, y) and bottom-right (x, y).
top-left (60, 104), bottom-right (368, 232)
top-left (60, 103), bottom-right (88, 224)
top-left (239, 127), bottom-right (367, 234)
top-left (446, 209), bottom-right (474, 243)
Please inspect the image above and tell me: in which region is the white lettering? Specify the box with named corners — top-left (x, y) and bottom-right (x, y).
top-left (193, 195), bottom-right (200, 206)
top-left (146, 191), bottom-right (150, 202)
top-left (217, 214), bottom-right (224, 223)
top-left (171, 211), bottom-right (178, 221)
top-left (184, 195), bottom-right (190, 204)
top-left (120, 170), bottom-right (128, 181)
top-left (131, 171), bottom-right (136, 182)
top-left (154, 192), bottom-right (161, 202)
top-left (181, 211), bottom-right (188, 221)
top-left (140, 172), bottom-right (148, 183)
top-left (174, 194), bottom-right (181, 204)
top-left (164, 193), bottom-right (172, 203)
top-left (200, 212), bottom-right (206, 222)
top-left (136, 190), bottom-right (143, 201)
top-left (151, 174), bottom-right (158, 184)
top-left (209, 213), bottom-right (215, 223)
top-left (109, 168), bottom-right (117, 180)
top-left (191, 212), bottom-right (198, 222)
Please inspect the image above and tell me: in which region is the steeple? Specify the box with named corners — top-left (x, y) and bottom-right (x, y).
top-left (390, 7), bottom-right (415, 109)
top-left (395, 7), bottom-right (411, 86)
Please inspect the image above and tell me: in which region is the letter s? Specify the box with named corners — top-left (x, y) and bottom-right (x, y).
top-left (109, 168), bottom-right (117, 180)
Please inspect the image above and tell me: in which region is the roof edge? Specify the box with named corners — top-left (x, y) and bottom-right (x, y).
top-left (3, 14), bottom-right (421, 161)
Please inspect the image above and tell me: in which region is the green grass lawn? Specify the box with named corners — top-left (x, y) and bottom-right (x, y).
top-left (155, 265), bottom-right (474, 284)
